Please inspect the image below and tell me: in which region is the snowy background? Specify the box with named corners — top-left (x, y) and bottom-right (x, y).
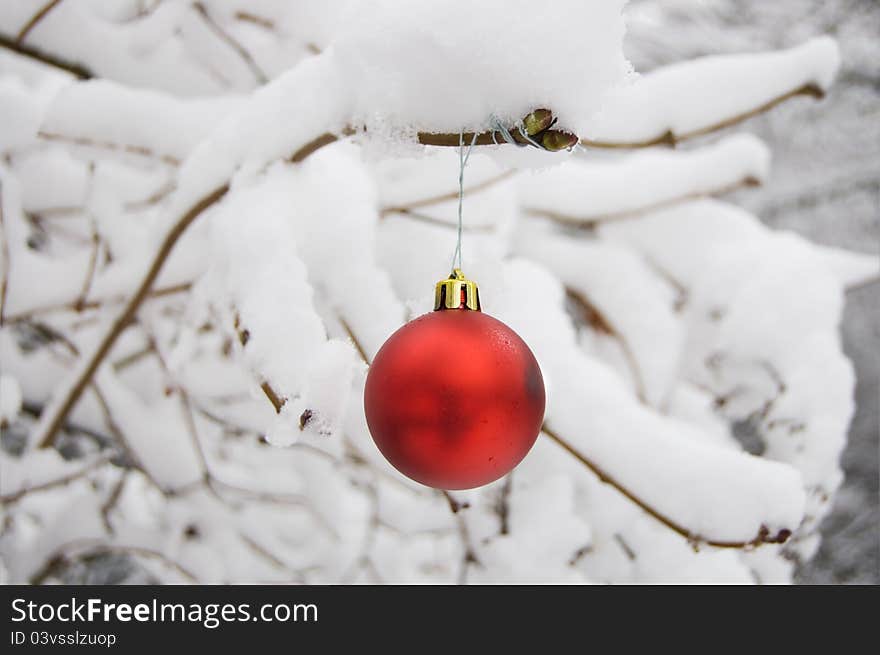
top-left (0, 0), bottom-right (876, 584)
top-left (624, 0), bottom-right (878, 584)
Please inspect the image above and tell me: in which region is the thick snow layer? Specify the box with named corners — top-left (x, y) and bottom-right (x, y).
top-left (589, 37), bottom-right (841, 143)
top-left (334, 0), bottom-right (630, 136)
top-left (203, 161), bottom-right (365, 443)
top-left (813, 244), bottom-right (879, 290)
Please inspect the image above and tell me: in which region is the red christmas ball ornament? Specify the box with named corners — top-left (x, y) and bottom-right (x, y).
top-left (364, 269), bottom-right (545, 490)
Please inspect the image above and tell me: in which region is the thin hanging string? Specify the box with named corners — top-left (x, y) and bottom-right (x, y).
top-left (489, 114), bottom-right (544, 149)
top-left (452, 130), bottom-right (479, 272)
top-left (451, 117), bottom-right (545, 273)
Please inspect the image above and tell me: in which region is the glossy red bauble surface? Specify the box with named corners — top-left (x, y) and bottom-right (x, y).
top-left (364, 308), bottom-right (545, 490)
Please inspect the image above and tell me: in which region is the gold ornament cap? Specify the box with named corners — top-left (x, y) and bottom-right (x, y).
top-left (434, 268), bottom-right (481, 311)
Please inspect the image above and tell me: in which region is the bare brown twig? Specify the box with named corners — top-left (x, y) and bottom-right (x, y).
top-left (4, 282), bottom-right (191, 324)
top-left (25, 211), bottom-right (91, 250)
top-left (0, 453), bottom-right (114, 504)
top-left (100, 472), bottom-right (128, 534)
top-left (439, 491), bottom-right (480, 583)
top-left (75, 222), bottom-right (101, 309)
top-left (338, 316), bottom-right (370, 365)
top-left (192, 2), bottom-right (268, 84)
top-left (495, 474), bottom-right (512, 535)
top-left (383, 209), bottom-right (496, 233)
top-left (260, 382), bottom-right (285, 413)
top-left (124, 179), bottom-right (177, 211)
top-left (20, 399), bottom-right (103, 443)
top-left (414, 130), bottom-right (546, 148)
top-left (111, 343), bottom-right (154, 372)
top-left (238, 533), bottom-right (306, 580)
top-left (441, 490), bottom-right (469, 514)
top-left (642, 256), bottom-right (689, 313)
top-left (614, 533), bottom-right (637, 561)
top-left (0, 32), bottom-right (91, 79)
top-left (90, 382), bottom-right (158, 487)
top-left (38, 131), bottom-right (180, 166)
top-left (16, 0), bottom-right (64, 43)
top-left (380, 170), bottom-right (515, 216)
top-left (233, 312), bottom-right (287, 412)
top-left (22, 205), bottom-right (82, 219)
top-left (234, 11), bottom-right (275, 31)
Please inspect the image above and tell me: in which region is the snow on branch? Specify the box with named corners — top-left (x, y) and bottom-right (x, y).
top-left (541, 426), bottom-right (794, 549)
top-left (0, 2), bottom-right (234, 93)
top-left (30, 183), bottom-right (228, 450)
top-left (596, 199), bottom-right (861, 553)
top-left (586, 37), bottom-right (840, 148)
top-left (0, 449), bottom-right (113, 504)
top-left (94, 368), bottom-right (204, 491)
top-left (813, 245), bottom-right (880, 291)
top-left (522, 134), bottom-right (769, 226)
top-left (38, 81), bottom-right (244, 164)
top-left (3, 282), bottom-right (191, 325)
top-left (191, 1), bottom-right (268, 85)
top-left (493, 260), bottom-right (807, 546)
top-left (513, 218), bottom-right (687, 408)
top-left (334, 0), bottom-right (628, 137)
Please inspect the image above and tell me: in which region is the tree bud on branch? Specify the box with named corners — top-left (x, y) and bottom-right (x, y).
top-left (541, 130), bottom-right (579, 151)
top-left (523, 108), bottom-right (554, 136)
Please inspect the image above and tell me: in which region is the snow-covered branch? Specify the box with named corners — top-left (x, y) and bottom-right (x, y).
top-left (586, 38), bottom-right (839, 148)
top-left (541, 426), bottom-right (792, 548)
top-left (33, 183), bottom-right (229, 450)
top-left (523, 135), bottom-right (769, 227)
